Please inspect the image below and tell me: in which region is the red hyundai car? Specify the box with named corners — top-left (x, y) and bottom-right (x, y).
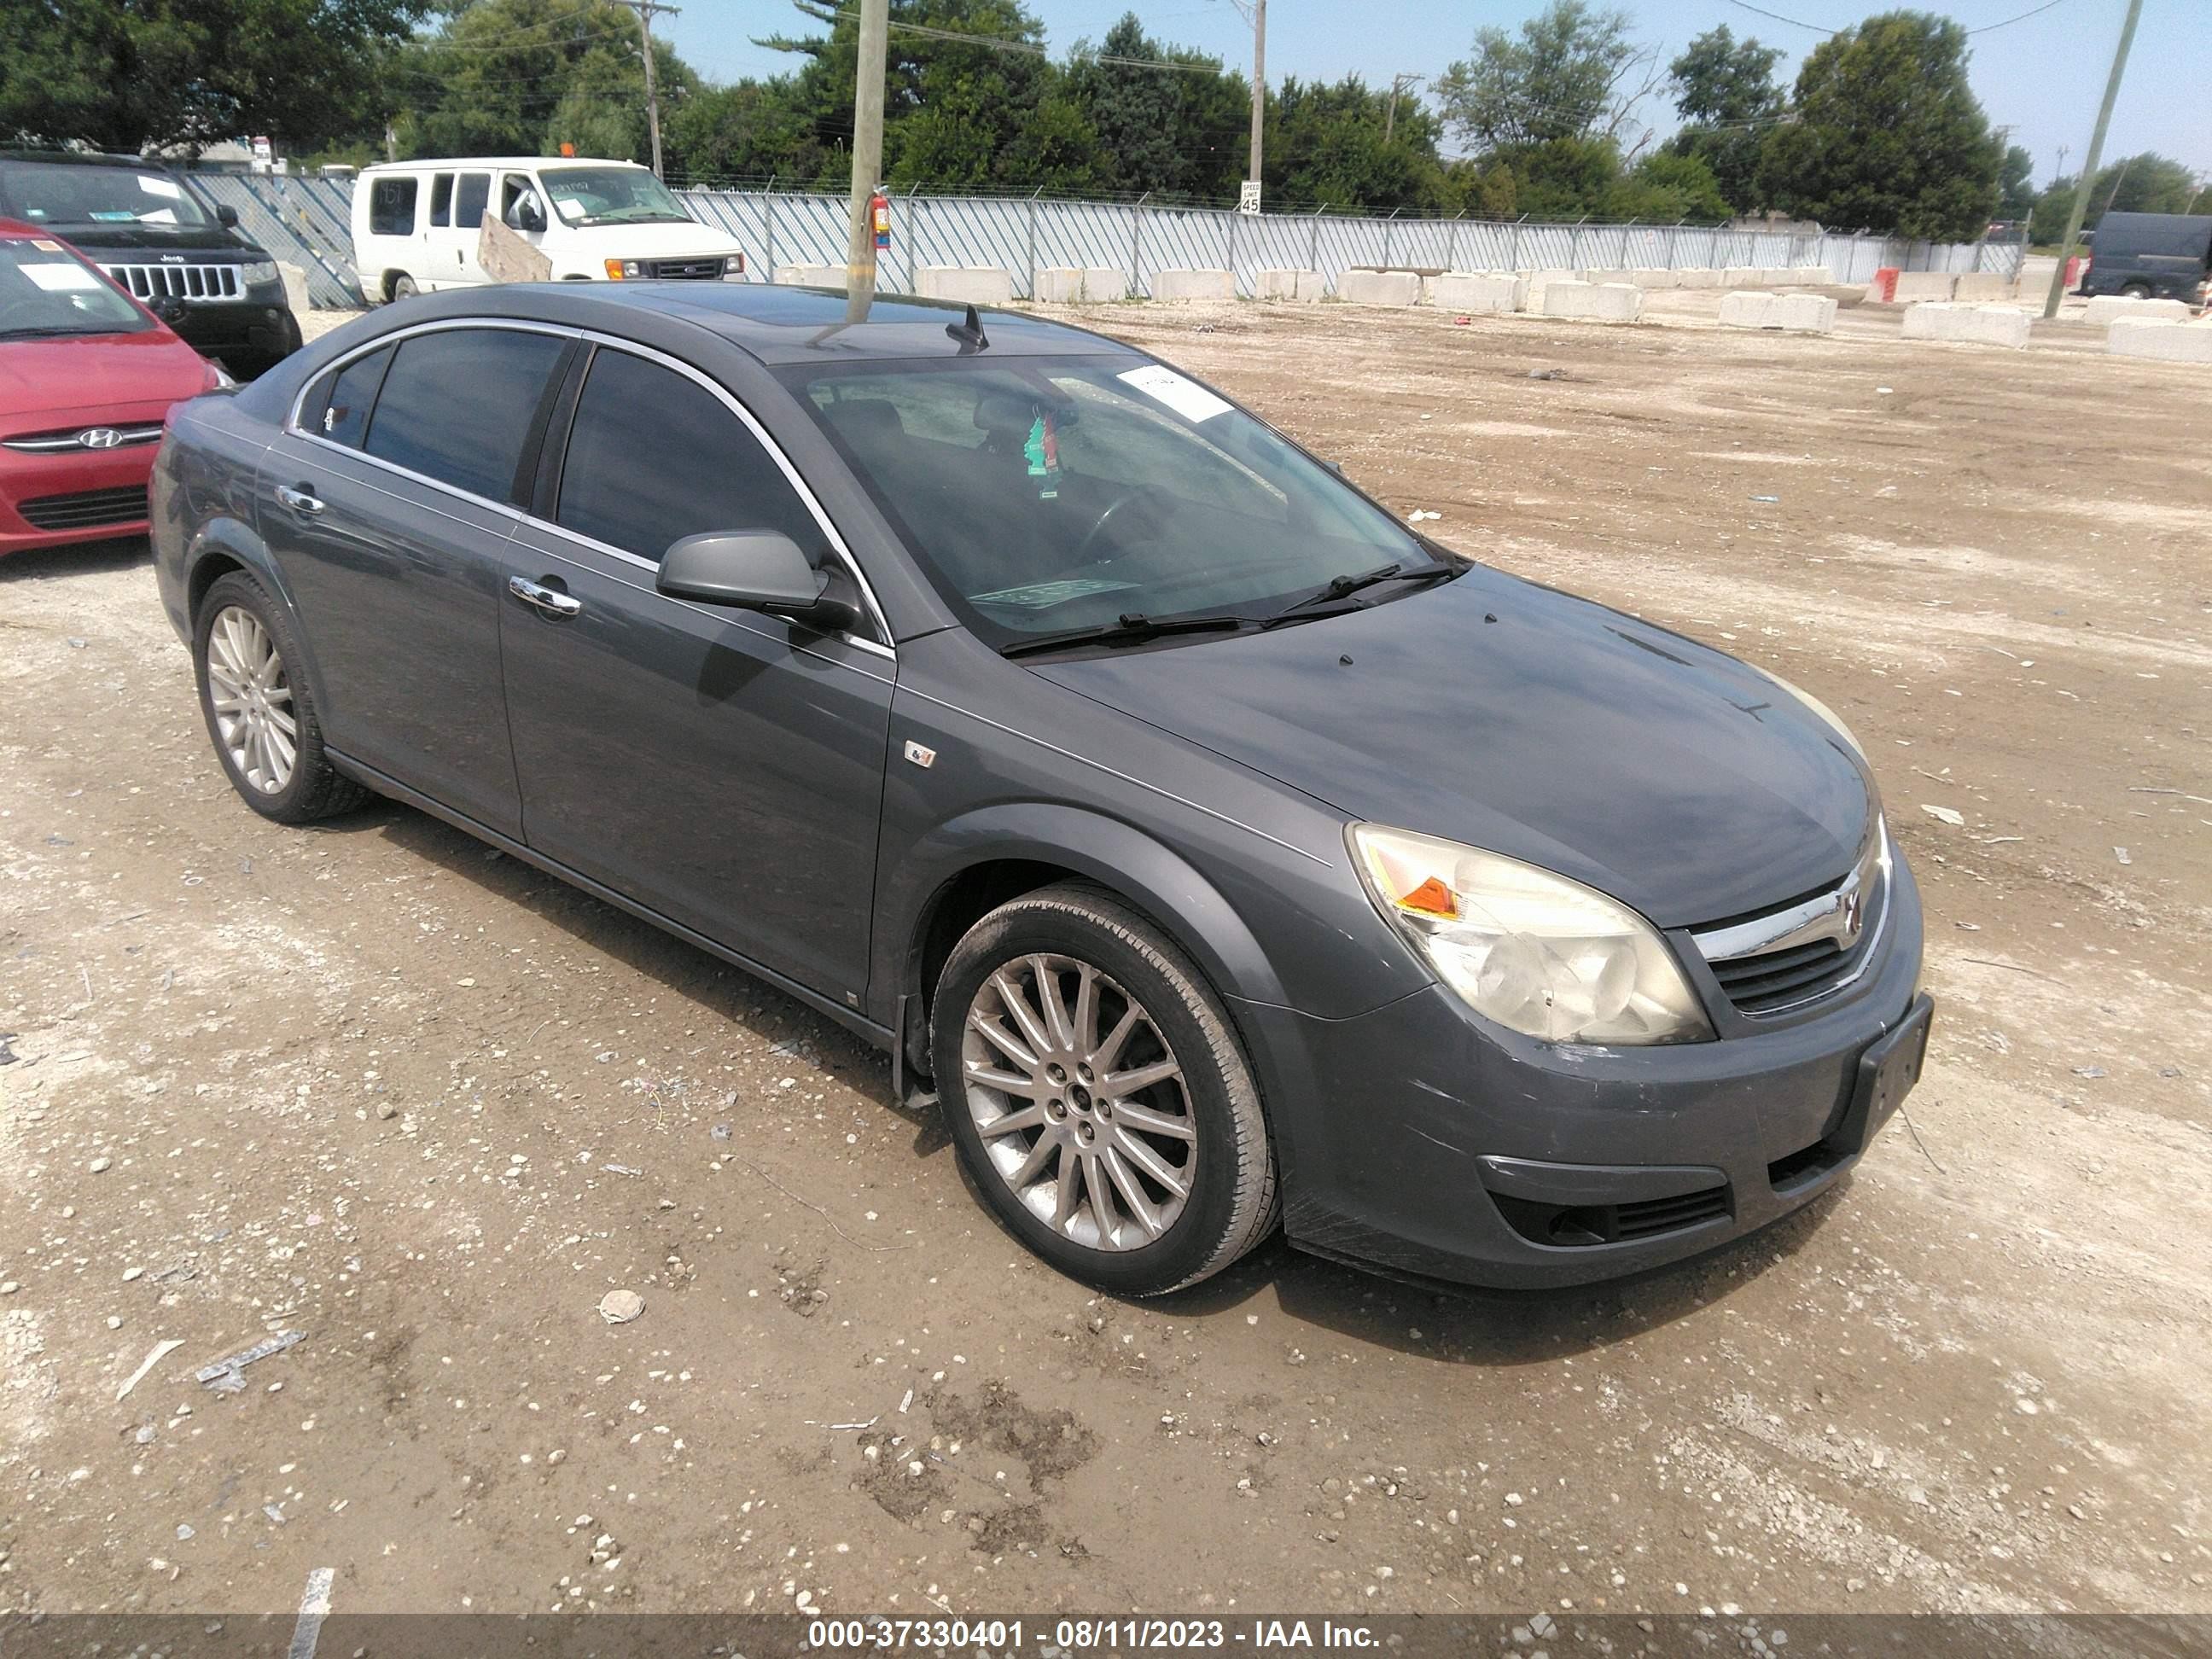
top-left (1, 218), bottom-right (228, 556)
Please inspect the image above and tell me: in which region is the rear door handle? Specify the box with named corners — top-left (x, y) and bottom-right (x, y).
top-left (275, 483), bottom-right (323, 515)
top-left (508, 574), bottom-right (583, 619)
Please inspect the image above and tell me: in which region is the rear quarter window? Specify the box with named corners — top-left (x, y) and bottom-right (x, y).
top-left (368, 178), bottom-right (417, 236)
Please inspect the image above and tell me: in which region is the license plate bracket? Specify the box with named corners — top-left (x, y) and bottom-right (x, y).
top-left (1837, 994), bottom-right (1935, 1155)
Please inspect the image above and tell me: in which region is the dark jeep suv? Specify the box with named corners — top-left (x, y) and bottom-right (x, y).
top-left (0, 150), bottom-right (303, 378)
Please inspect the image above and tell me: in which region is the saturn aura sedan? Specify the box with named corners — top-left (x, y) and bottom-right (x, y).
top-left (150, 282), bottom-right (1931, 1297)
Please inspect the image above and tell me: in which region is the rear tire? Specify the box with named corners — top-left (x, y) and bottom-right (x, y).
top-left (194, 571), bottom-right (367, 824)
top-left (388, 273), bottom-right (418, 302)
top-left (2122, 281), bottom-right (2154, 300)
top-left (931, 882), bottom-right (1278, 1296)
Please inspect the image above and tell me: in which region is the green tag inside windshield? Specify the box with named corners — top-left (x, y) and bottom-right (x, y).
top-left (1024, 412), bottom-right (1060, 500)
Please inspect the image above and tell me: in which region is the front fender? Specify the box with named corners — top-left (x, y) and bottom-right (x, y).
top-left (877, 800), bottom-right (1294, 1024)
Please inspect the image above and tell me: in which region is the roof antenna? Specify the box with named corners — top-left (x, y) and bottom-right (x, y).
top-left (946, 303), bottom-right (990, 352)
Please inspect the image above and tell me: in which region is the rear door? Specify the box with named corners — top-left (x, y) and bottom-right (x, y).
top-left (263, 323), bottom-right (574, 835)
top-left (421, 170), bottom-right (490, 288)
top-left (498, 341), bottom-right (894, 1004)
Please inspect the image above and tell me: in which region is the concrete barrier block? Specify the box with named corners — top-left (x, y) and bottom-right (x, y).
top-left (1952, 271), bottom-right (2017, 302)
top-left (917, 265), bottom-right (1013, 304)
top-left (1428, 271), bottom-right (1525, 313)
top-left (1256, 267), bottom-right (1324, 301)
top-left (1901, 301), bottom-right (2030, 348)
top-left (1337, 269), bottom-right (1423, 306)
top-left (1080, 266), bottom-right (1127, 301)
top-left (1674, 267), bottom-right (1723, 289)
top-left (1892, 271), bottom-right (1958, 302)
top-left (1773, 294), bottom-right (1838, 334)
top-left (775, 263), bottom-right (847, 287)
top-left (1790, 265), bottom-right (1836, 285)
top-left (1722, 266), bottom-right (1771, 288)
top-left (2107, 317), bottom-right (2212, 363)
top-left (276, 260), bottom-right (310, 317)
top-left (1033, 266), bottom-right (1086, 303)
top-left (2084, 294), bottom-right (2192, 325)
top-left (1542, 280), bottom-right (1644, 322)
top-left (1627, 267), bottom-right (1680, 289)
top-left (1519, 269), bottom-right (1580, 310)
top-left (1718, 291), bottom-right (1778, 329)
top-left (1580, 268), bottom-right (1633, 287)
top-left (1152, 267), bottom-right (1234, 301)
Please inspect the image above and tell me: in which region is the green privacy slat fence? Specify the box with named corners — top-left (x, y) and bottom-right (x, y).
top-left (214, 173), bottom-right (2023, 308)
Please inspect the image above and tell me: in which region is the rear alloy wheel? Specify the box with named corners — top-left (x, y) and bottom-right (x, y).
top-left (194, 571), bottom-right (366, 824)
top-left (933, 883), bottom-right (1277, 1295)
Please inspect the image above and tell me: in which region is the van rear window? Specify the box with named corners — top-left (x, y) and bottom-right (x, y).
top-left (368, 177), bottom-right (416, 236)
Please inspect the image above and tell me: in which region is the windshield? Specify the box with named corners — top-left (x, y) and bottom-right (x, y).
top-left (0, 161), bottom-right (217, 230)
top-left (782, 356), bottom-right (1444, 649)
top-left (538, 166), bottom-right (690, 226)
top-left (0, 237), bottom-right (149, 339)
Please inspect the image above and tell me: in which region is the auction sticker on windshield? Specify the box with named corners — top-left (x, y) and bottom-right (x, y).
top-left (19, 263), bottom-right (103, 292)
top-left (1116, 364), bottom-right (1231, 422)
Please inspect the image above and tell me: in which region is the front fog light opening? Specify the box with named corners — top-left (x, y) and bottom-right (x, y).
top-left (1352, 824), bottom-right (1713, 1046)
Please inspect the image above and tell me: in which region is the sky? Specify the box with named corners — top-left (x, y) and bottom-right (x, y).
top-left (661, 0), bottom-right (2209, 188)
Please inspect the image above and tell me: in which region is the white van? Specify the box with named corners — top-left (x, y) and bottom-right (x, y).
top-left (350, 157), bottom-right (745, 302)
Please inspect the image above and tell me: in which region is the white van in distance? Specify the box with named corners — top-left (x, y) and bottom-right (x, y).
top-left (350, 157), bottom-right (745, 301)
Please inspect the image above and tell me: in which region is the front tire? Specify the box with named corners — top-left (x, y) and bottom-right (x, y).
top-left (931, 882), bottom-right (1278, 1295)
top-left (195, 571), bottom-right (366, 824)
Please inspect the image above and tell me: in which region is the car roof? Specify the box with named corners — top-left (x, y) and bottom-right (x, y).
top-left (360, 157), bottom-right (642, 173)
top-left (396, 279), bottom-right (1144, 367)
top-left (0, 148), bottom-right (177, 171)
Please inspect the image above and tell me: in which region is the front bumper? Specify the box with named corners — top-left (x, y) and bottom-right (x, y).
top-left (0, 441), bottom-right (158, 555)
top-left (172, 300), bottom-right (301, 375)
top-left (1237, 849), bottom-right (1928, 1289)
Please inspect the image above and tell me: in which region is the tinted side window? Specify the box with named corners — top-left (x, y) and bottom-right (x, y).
top-left (306, 346), bottom-right (394, 449)
top-left (363, 329), bottom-right (566, 502)
top-left (368, 178), bottom-right (416, 236)
top-left (453, 173), bottom-right (489, 230)
top-left (429, 173), bottom-right (453, 228)
top-left (556, 349), bottom-right (819, 563)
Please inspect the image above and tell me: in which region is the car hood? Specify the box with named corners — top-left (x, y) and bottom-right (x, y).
top-left (34, 223), bottom-right (247, 256)
top-left (581, 218), bottom-right (738, 255)
top-left (0, 330), bottom-right (209, 428)
top-left (1029, 566), bottom-right (1876, 930)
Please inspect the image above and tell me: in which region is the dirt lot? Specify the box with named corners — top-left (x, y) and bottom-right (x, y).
top-left (2, 292), bottom-right (2207, 1625)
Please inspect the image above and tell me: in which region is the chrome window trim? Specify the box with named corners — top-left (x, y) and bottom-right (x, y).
top-left (282, 317), bottom-right (896, 655)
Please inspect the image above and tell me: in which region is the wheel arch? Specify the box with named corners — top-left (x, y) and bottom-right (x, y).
top-left (183, 525), bottom-right (334, 716)
top-left (883, 805), bottom-right (1291, 1080)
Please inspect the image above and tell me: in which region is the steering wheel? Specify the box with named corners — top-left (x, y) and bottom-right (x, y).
top-left (1072, 489), bottom-right (1158, 566)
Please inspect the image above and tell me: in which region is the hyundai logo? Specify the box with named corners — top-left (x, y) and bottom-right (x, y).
top-left (78, 428), bottom-right (124, 450)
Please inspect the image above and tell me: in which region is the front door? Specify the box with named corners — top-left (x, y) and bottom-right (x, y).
top-left (262, 323), bottom-right (573, 836)
top-left (498, 343), bottom-right (894, 1004)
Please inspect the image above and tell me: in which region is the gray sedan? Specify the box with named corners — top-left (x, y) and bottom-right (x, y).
top-left (150, 282), bottom-right (1930, 1296)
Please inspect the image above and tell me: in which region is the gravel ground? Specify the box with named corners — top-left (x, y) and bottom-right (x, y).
top-left (2, 288), bottom-right (2206, 1623)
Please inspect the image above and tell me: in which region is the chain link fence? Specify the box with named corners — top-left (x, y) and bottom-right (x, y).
top-left (210, 172), bottom-right (2024, 310)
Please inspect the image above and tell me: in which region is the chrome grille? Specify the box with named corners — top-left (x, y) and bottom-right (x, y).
top-left (3, 423), bottom-right (166, 453)
top-left (99, 263), bottom-right (246, 303)
top-left (1692, 826), bottom-right (1889, 1017)
top-left (649, 257), bottom-right (725, 280)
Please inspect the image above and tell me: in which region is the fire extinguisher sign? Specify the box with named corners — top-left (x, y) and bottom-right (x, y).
top-left (870, 190), bottom-right (890, 251)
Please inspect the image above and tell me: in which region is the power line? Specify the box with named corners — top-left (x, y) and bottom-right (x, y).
top-left (1721, 0), bottom-right (1835, 34)
top-left (1968, 0), bottom-right (2069, 32)
top-left (1723, 0), bottom-right (2069, 36)
top-left (821, 8), bottom-right (1231, 76)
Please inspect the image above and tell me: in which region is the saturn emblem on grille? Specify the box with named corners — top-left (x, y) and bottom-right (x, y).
top-left (78, 428), bottom-right (124, 450)
top-left (1838, 883), bottom-right (1866, 945)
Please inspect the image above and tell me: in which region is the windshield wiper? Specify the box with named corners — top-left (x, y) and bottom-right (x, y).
top-left (1000, 611), bottom-right (1252, 660)
top-left (0, 324), bottom-right (124, 341)
top-left (1263, 561), bottom-right (1455, 626)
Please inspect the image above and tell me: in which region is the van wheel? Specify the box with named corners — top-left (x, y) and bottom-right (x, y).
top-left (388, 274), bottom-right (417, 302)
top-left (931, 882), bottom-right (1278, 1297)
top-left (2122, 281), bottom-right (2153, 300)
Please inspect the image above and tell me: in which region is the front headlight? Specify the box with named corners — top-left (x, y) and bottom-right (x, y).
top-left (603, 258), bottom-right (643, 280)
top-left (722, 253), bottom-right (746, 276)
top-left (240, 259), bottom-right (280, 287)
top-left (1352, 824), bottom-right (1713, 1045)
top-left (1760, 668), bottom-right (1866, 764)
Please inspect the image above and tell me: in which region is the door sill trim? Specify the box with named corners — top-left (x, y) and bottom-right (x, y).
top-left (325, 748), bottom-right (894, 1052)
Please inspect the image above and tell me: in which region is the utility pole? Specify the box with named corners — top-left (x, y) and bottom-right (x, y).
top-left (842, 0), bottom-right (889, 321)
top-left (2044, 0), bottom-right (2142, 319)
top-left (1385, 73), bottom-right (1422, 144)
top-left (618, 0), bottom-right (681, 179)
top-left (1247, 0), bottom-right (1266, 204)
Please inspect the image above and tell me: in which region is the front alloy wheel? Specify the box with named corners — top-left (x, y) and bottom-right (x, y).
top-left (963, 953), bottom-right (1196, 1250)
top-left (205, 604), bottom-right (296, 795)
top-left (933, 882), bottom-right (1278, 1295)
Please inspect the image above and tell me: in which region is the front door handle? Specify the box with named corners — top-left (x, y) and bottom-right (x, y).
top-left (275, 483), bottom-right (323, 515)
top-left (509, 573), bottom-right (583, 619)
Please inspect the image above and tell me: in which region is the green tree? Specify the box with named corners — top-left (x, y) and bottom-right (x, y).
top-left (1996, 143), bottom-right (2034, 222)
top-left (0, 0), bottom-right (430, 153)
top-left (2028, 151), bottom-right (2202, 242)
top-left (1433, 1), bottom-right (1647, 152)
top-left (1664, 26), bottom-right (1781, 213)
top-left (663, 79), bottom-right (825, 184)
top-left (1266, 75), bottom-right (1455, 212)
top-left (1755, 11), bottom-right (2001, 241)
top-left (1607, 149), bottom-right (1730, 221)
top-left (1062, 14), bottom-right (1245, 201)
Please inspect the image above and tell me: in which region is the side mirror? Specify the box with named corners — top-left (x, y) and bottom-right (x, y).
top-left (215, 204), bottom-right (240, 228)
top-left (657, 531), bottom-right (859, 633)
